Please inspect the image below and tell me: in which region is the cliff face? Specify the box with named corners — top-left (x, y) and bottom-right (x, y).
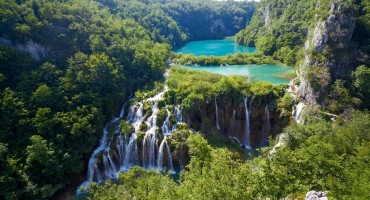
top-left (237, 0), bottom-right (360, 107)
top-left (183, 94), bottom-right (286, 148)
top-left (298, 2), bottom-right (356, 106)
top-left (0, 37), bottom-right (49, 61)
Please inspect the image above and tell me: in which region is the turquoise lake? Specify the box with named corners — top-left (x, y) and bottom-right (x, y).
top-left (179, 65), bottom-right (292, 84)
top-left (174, 39), bottom-right (292, 84)
top-left (174, 39), bottom-right (256, 56)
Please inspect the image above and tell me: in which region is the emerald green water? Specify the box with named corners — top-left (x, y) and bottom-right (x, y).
top-left (175, 39), bottom-right (292, 84)
top-left (179, 65), bottom-right (292, 84)
top-left (174, 39), bottom-right (256, 56)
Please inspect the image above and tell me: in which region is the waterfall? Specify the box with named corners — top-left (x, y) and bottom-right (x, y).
top-left (82, 80), bottom-right (183, 188)
top-left (142, 102), bottom-right (159, 169)
top-left (122, 134), bottom-right (138, 170)
top-left (157, 136), bottom-right (174, 173)
top-left (228, 109), bottom-right (236, 137)
top-left (229, 136), bottom-right (243, 147)
top-left (84, 103), bottom-right (125, 184)
top-left (133, 103), bottom-right (144, 132)
top-left (116, 135), bottom-right (125, 166)
top-left (243, 97), bottom-right (251, 149)
top-left (261, 105), bottom-right (270, 147)
top-left (162, 108), bottom-right (172, 136)
top-left (87, 159), bottom-right (102, 183)
top-left (270, 133), bottom-right (287, 154)
top-left (215, 97), bottom-right (220, 130)
top-left (249, 95), bottom-right (254, 111)
top-left (293, 102), bottom-right (307, 124)
top-left (175, 105), bottom-right (182, 122)
top-left (102, 153), bottom-right (118, 179)
top-left (119, 104), bottom-right (125, 118)
top-left (126, 106), bottom-right (135, 123)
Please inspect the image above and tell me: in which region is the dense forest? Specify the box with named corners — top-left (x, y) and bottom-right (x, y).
top-left (0, 0), bottom-right (369, 199)
top-left (0, 0), bottom-right (254, 199)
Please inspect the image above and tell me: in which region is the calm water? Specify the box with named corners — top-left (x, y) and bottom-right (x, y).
top-left (174, 39), bottom-right (256, 56)
top-left (179, 64), bottom-right (292, 84)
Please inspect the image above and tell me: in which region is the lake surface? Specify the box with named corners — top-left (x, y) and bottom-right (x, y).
top-left (174, 39), bottom-right (256, 56)
top-left (179, 64), bottom-right (292, 84)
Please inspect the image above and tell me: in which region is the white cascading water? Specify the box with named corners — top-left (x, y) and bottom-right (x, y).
top-left (261, 105), bottom-right (271, 147)
top-left (157, 136), bottom-right (174, 172)
top-left (81, 84), bottom-right (181, 188)
top-left (215, 97), bottom-right (220, 130)
top-left (243, 97), bottom-right (251, 149)
top-left (293, 102), bottom-right (306, 124)
top-left (162, 107), bottom-right (172, 136)
top-left (142, 102), bottom-right (160, 169)
top-left (81, 105), bottom-right (125, 187)
top-left (102, 153), bottom-right (118, 179)
top-left (122, 133), bottom-right (138, 170)
top-left (270, 133), bottom-right (287, 154)
top-left (175, 105), bottom-right (182, 122)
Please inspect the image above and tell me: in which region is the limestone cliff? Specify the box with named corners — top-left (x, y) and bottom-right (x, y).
top-left (298, 2), bottom-right (356, 106)
top-left (0, 37), bottom-right (49, 61)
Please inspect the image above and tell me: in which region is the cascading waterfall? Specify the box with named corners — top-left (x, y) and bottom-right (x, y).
top-left (82, 83), bottom-right (183, 187)
top-left (162, 107), bottom-right (172, 135)
top-left (142, 102), bottom-right (159, 169)
top-left (82, 104), bottom-right (125, 187)
top-left (175, 105), bottom-right (182, 122)
top-left (157, 136), bottom-right (174, 173)
top-left (249, 95), bottom-right (254, 111)
top-left (116, 134), bottom-right (125, 166)
top-left (261, 105), bottom-right (271, 147)
top-left (215, 97), bottom-right (220, 130)
top-left (293, 102), bottom-right (307, 124)
top-left (270, 133), bottom-right (287, 154)
top-left (243, 97), bottom-right (251, 149)
top-left (122, 134), bottom-right (138, 170)
top-left (102, 153), bottom-right (118, 179)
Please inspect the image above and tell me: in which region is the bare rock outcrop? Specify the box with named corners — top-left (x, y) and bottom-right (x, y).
top-left (298, 1), bottom-right (356, 106)
top-left (0, 37), bottom-right (49, 61)
top-left (305, 190), bottom-right (328, 200)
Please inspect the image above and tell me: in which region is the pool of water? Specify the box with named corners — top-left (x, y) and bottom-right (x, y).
top-left (174, 39), bottom-right (256, 56)
top-left (178, 64), bottom-right (292, 84)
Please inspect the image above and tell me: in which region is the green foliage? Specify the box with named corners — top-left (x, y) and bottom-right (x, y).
top-left (166, 67), bottom-right (284, 113)
top-left (352, 65), bottom-right (370, 108)
top-left (325, 80), bottom-right (359, 113)
top-left (86, 110), bottom-right (370, 199)
top-left (173, 51), bottom-right (281, 66)
top-left (87, 167), bottom-right (179, 200)
top-left (255, 35), bottom-right (276, 56)
top-left (0, 0), bottom-right (169, 195)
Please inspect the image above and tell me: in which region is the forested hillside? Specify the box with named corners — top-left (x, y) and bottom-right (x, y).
top-left (83, 0), bottom-right (370, 199)
top-left (236, 0), bottom-right (370, 110)
top-left (0, 0), bottom-right (253, 199)
top-left (0, 0), bottom-right (369, 199)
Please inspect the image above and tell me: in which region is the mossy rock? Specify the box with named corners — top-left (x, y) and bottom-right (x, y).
top-left (168, 129), bottom-right (192, 149)
top-left (143, 101), bottom-right (152, 113)
top-left (167, 105), bottom-right (175, 113)
top-left (176, 122), bottom-right (189, 130)
top-left (143, 109), bottom-right (153, 121)
top-left (140, 122), bottom-right (148, 132)
top-left (156, 107), bottom-right (168, 127)
top-left (169, 114), bottom-right (177, 125)
top-left (157, 99), bottom-right (166, 109)
top-left (136, 132), bottom-right (146, 144)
